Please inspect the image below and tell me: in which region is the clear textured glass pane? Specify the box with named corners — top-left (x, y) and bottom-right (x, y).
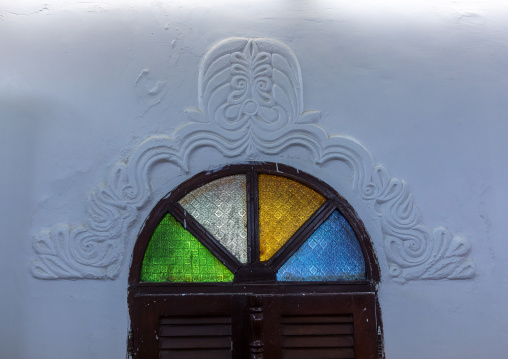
top-left (258, 174), bottom-right (326, 261)
top-left (179, 175), bottom-right (248, 263)
top-left (141, 214), bottom-right (234, 282)
top-left (277, 210), bottom-right (366, 281)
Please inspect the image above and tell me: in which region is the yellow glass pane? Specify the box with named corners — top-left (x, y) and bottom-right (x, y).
top-left (258, 174), bottom-right (326, 261)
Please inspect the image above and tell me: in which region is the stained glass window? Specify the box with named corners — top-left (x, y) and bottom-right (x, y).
top-left (138, 166), bottom-right (369, 284)
top-left (141, 214), bottom-right (234, 282)
top-left (179, 175), bottom-right (248, 263)
top-left (277, 210), bottom-right (365, 281)
top-left (258, 174), bottom-right (325, 261)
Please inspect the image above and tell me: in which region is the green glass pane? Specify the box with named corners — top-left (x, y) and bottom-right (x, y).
top-left (141, 214), bottom-right (234, 282)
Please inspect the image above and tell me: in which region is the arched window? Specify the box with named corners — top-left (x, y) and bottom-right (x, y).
top-left (129, 163), bottom-right (381, 358)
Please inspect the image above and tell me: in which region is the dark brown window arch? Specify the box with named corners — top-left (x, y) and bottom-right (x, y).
top-left (129, 163), bottom-right (382, 358)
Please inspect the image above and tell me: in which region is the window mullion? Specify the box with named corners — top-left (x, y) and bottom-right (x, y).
top-left (247, 169), bottom-right (260, 263)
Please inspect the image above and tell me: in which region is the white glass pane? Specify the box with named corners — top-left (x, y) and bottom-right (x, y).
top-left (179, 175), bottom-right (248, 263)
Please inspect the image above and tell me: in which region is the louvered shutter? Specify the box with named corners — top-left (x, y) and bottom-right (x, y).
top-left (278, 293), bottom-right (378, 359)
top-left (159, 315), bottom-right (232, 358)
top-left (130, 294), bottom-right (244, 359)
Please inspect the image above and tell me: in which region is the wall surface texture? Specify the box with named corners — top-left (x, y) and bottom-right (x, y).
top-left (1, 1), bottom-right (507, 358)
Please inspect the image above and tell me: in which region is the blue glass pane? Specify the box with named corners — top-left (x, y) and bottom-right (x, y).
top-left (277, 210), bottom-right (366, 281)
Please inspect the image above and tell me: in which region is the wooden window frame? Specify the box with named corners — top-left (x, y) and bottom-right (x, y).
top-left (128, 163), bottom-right (383, 358)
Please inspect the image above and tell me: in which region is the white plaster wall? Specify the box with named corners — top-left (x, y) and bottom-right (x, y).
top-left (1, 0), bottom-right (507, 358)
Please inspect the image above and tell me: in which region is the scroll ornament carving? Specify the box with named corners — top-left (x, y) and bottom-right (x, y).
top-left (32, 37), bottom-right (475, 282)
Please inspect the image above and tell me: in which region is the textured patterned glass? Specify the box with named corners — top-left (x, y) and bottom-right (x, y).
top-left (179, 175), bottom-right (248, 263)
top-left (258, 174), bottom-right (326, 261)
top-left (141, 214), bottom-right (234, 282)
top-left (277, 210), bottom-right (365, 281)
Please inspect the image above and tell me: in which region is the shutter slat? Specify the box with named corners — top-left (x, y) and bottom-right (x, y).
top-left (159, 336), bottom-right (232, 349)
top-left (282, 323), bottom-right (353, 335)
top-left (160, 316), bottom-right (231, 325)
top-left (160, 324), bottom-right (231, 336)
top-left (282, 347), bottom-right (356, 359)
top-left (281, 314), bottom-right (353, 324)
top-left (159, 348), bottom-right (231, 359)
top-left (282, 335), bottom-right (354, 348)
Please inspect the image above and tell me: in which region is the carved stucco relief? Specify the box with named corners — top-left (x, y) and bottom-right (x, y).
top-left (32, 37), bottom-right (475, 283)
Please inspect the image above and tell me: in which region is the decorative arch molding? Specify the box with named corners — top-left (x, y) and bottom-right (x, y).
top-left (31, 37), bottom-right (475, 283)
